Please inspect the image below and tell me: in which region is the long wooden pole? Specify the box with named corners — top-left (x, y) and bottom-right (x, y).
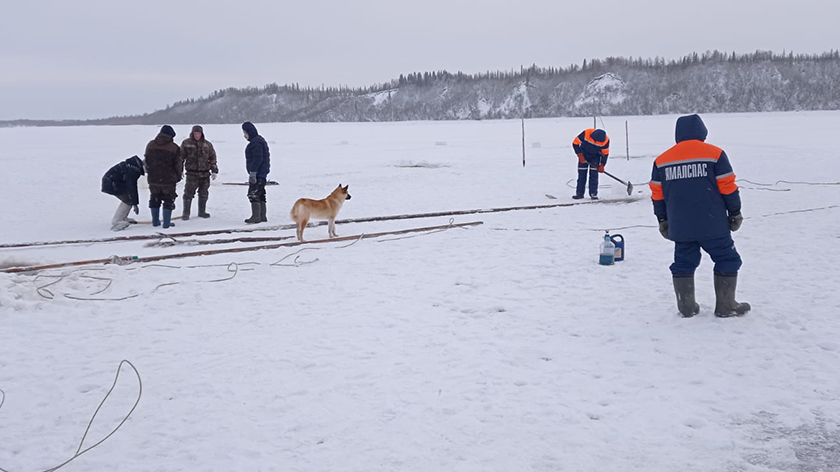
top-left (626, 120), bottom-right (630, 161)
top-left (1, 222), bottom-right (484, 274)
top-left (0, 198), bottom-right (639, 250)
top-left (521, 116), bottom-right (526, 167)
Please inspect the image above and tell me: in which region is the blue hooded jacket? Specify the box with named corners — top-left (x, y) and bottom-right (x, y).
top-left (649, 115), bottom-right (742, 242)
top-left (242, 121), bottom-right (270, 178)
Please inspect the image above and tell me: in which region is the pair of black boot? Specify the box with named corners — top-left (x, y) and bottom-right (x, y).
top-left (673, 274), bottom-right (751, 318)
top-left (245, 202), bottom-right (268, 224)
top-left (182, 198), bottom-right (211, 220)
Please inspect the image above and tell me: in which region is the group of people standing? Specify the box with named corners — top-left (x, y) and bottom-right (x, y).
top-left (101, 122), bottom-right (271, 230)
top-left (572, 114), bottom-right (750, 318)
top-left (101, 114), bottom-right (747, 318)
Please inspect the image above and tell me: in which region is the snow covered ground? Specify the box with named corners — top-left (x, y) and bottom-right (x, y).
top-left (1, 112), bottom-right (839, 471)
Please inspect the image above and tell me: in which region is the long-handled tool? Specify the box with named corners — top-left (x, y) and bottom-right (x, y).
top-left (603, 170), bottom-right (634, 195)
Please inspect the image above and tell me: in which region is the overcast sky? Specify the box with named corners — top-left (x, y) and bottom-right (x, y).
top-left (1, 0), bottom-right (836, 120)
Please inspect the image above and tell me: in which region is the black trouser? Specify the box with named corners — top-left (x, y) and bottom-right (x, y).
top-left (149, 184), bottom-right (177, 210)
top-left (247, 178), bottom-right (266, 203)
top-left (184, 172), bottom-right (210, 200)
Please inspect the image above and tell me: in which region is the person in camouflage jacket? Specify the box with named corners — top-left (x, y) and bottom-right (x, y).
top-left (180, 125), bottom-right (219, 219)
top-left (144, 125), bottom-right (182, 228)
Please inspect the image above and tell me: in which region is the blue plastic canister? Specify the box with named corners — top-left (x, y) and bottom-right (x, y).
top-left (610, 234), bottom-right (625, 262)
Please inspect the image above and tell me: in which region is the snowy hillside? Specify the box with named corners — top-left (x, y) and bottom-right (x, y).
top-left (1, 111), bottom-right (840, 471)
top-left (4, 51), bottom-right (840, 127)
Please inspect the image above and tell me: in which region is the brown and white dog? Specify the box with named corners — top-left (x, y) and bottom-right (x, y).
top-left (290, 184), bottom-right (352, 241)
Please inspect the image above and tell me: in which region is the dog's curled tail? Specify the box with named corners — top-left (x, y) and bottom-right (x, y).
top-left (290, 199), bottom-right (303, 222)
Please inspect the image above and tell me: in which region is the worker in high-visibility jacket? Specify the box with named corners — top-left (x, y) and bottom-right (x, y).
top-left (649, 114), bottom-right (750, 318)
top-left (572, 128), bottom-right (609, 199)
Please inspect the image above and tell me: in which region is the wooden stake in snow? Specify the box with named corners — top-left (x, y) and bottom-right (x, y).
top-left (626, 120), bottom-right (630, 161)
top-left (521, 116), bottom-right (526, 167)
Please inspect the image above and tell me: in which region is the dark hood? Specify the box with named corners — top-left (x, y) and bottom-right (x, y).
top-left (675, 114), bottom-right (708, 143)
top-left (590, 129), bottom-right (607, 143)
top-left (242, 121), bottom-right (259, 140)
top-left (154, 133), bottom-right (174, 146)
top-left (126, 155), bottom-right (145, 175)
top-left (191, 125), bottom-right (204, 141)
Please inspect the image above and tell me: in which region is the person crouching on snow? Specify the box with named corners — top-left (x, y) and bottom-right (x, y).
top-left (101, 155), bottom-right (145, 231)
top-left (144, 125), bottom-right (182, 228)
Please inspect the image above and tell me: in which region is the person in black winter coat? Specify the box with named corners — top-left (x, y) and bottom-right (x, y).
top-left (101, 155), bottom-right (145, 231)
top-left (242, 121), bottom-right (271, 224)
top-left (144, 125), bottom-right (182, 228)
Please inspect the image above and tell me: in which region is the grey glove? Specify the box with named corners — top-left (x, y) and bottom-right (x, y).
top-left (248, 172), bottom-right (257, 184)
top-left (729, 212), bottom-right (743, 232)
top-left (132, 205), bottom-right (139, 215)
top-left (658, 220), bottom-right (669, 240)
top-left (211, 172), bottom-right (217, 181)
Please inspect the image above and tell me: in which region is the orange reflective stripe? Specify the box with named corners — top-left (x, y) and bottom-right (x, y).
top-left (717, 173), bottom-right (738, 194)
top-left (649, 181), bottom-right (664, 200)
top-left (573, 136), bottom-right (582, 146)
top-left (601, 148), bottom-right (610, 156)
top-left (656, 140), bottom-right (722, 166)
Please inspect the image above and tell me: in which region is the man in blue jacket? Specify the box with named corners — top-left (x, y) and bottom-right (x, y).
top-left (649, 114), bottom-right (749, 318)
top-left (572, 128), bottom-right (609, 199)
top-left (242, 121), bottom-right (270, 224)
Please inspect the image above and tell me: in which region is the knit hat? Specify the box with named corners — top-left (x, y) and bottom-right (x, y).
top-left (160, 125), bottom-right (176, 138)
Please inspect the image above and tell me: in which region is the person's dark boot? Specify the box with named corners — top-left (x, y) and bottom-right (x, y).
top-left (151, 207), bottom-right (161, 227)
top-left (259, 202), bottom-right (267, 222)
top-left (182, 198), bottom-right (192, 221)
top-left (714, 274), bottom-right (751, 317)
top-left (572, 194), bottom-right (584, 200)
top-left (198, 197), bottom-right (210, 218)
top-left (244, 202), bottom-right (261, 224)
top-left (673, 275), bottom-right (700, 318)
top-left (162, 208), bottom-right (175, 228)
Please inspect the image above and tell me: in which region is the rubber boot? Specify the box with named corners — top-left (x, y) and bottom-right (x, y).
top-left (673, 275), bottom-right (700, 318)
top-left (714, 274), bottom-right (751, 317)
top-left (182, 198), bottom-right (192, 220)
top-left (259, 201), bottom-right (267, 222)
top-left (151, 207), bottom-right (161, 227)
top-left (198, 197), bottom-right (210, 218)
top-left (244, 202), bottom-right (261, 224)
top-left (162, 208), bottom-right (175, 228)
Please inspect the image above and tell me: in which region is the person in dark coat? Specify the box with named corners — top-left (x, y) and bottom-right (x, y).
top-left (650, 114), bottom-right (749, 318)
top-left (144, 125), bottom-right (182, 228)
top-left (241, 121), bottom-right (270, 224)
top-left (101, 155), bottom-right (145, 231)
